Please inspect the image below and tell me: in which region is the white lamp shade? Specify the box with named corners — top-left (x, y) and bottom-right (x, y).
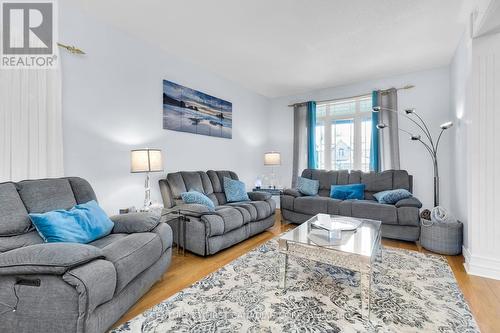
top-left (264, 152), bottom-right (281, 165)
top-left (131, 149), bottom-right (163, 173)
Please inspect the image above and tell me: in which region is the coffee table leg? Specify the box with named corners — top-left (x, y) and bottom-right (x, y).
top-left (360, 268), bottom-right (372, 319)
top-left (279, 253), bottom-right (288, 289)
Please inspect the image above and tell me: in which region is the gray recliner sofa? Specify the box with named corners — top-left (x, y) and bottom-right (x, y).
top-left (0, 177), bottom-right (172, 333)
top-left (281, 169), bottom-right (422, 241)
top-left (159, 170), bottom-right (276, 256)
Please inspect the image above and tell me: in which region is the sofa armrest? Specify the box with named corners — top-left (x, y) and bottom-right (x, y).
top-left (0, 243), bottom-right (104, 275)
top-left (62, 259), bottom-right (117, 313)
top-left (395, 197), bottom-right (423, 208)
top-left (164, 204), bottom-right (217, 218)
top-left (110, 212), bottom-right (161, 233)
top-left (283, 188), bottom-right (303, 198)
top-left (247, 191), bottom-right (272, 201)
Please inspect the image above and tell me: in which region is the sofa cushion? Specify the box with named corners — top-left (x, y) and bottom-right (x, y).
top-left (361, 171), bottom-right (394, 192)
top-left (67, 177), bottom-right (97, 204)
top-left (0, 182), bottom-right (31, 236)
top-left (294, 196), bottom-right (330, 215)
top-left (351, 200), bottom-right (398, 225)
top-left (297, 177), bottom-right (319, 196)
top-left (228, 205), bottom-right (253, 224)
top-left (301, 169), bottom-right (350, 188)
top-left (0, 243), bottom-right (104, 275)
top-left (101, 232), bottom-right (163, 294)
top-left (29, 200), bottom-right (114, 244)
top-left (225, 202), bottom-right (258, 221)
top-left (110, 212), bottom-right (161, 233)
top-left (214, 206), bottom-right (245, 232)
top-left (17, 178), bottom-right (77, 213)
top-left (166, 171), bottom-right (218, 206)
top-left (224, 177), bottom-right (250, 202)
top-left (247, 191), bottom-right (271, 201)
top-left (330, 184), bottom-right (365, 200)
top-left (0, 231), bottom-right (44, 253)
top-left (327, 199), bottom-right (342, 215)
top-left (374, 189), bottom-right (412, 204)
top-left (181, 191), bottom-right (216, 211)
top-left (207, 170), bottom-right (239, 205)
top-left (248, 200), bottom-right (272, 220)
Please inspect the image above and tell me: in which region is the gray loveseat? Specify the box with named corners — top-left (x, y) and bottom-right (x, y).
top-left (159, 170), bottom-right (276, 256)
top-left (281, 169), bottom-right (422, 241)
top-left (0, 177), bottom-right (172, 333)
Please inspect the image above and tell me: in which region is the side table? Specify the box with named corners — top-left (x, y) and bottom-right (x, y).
top-left (161, 210), bottom-right (190, 256)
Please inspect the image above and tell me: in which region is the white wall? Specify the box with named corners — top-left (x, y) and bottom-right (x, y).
top-left (268, 67), bottom-right (452, 210)
top-left (463, 31), bottom-right (500, 280)
top-left (59, 3), bottom-right (270, 214)
top-left (450, 32), bottom-right (472, 249)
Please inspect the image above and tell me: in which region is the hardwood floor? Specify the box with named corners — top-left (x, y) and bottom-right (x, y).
top-left (114, 211), bottom-right (500, 332)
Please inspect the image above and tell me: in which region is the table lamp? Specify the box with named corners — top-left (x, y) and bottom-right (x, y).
top-left (264, 151), bottom-right (281, 189)
top-left (131, 149), bottom-right (163, 210)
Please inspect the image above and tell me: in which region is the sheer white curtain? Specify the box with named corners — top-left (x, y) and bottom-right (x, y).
top-left (0, 68), bottom-right (64, 182)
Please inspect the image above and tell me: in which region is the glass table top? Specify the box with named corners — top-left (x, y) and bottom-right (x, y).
top-left (280, 214), bottom-right (382, 257)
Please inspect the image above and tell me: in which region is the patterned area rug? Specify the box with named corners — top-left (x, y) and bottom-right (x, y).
top-left (112, 240), bottom-right (479, 332)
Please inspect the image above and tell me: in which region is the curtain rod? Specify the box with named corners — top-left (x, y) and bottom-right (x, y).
top-left (287, 84), bottom-right (415, 107)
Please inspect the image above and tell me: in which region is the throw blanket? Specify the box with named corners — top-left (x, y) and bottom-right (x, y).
top-left (431, 206), bottom-right (457, 224)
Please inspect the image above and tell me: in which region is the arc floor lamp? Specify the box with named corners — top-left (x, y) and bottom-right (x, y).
top-left (373, 106), bottom-right (453, 207)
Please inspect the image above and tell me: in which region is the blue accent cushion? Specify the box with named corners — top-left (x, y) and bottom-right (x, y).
top-left (330, 184), bottom-right (365, 200)
top-left (181, 191), bottom-right (215, 211)
top-left (297, 177), bottom-right (319, 196)
top-left (224, 177), bottom-right (250, 202)
top-left (29, 200), bottom-right (114, 244)
top-left (373, 189), bottom-right (412, 204)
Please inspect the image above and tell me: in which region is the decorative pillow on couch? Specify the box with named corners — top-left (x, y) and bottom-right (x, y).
top-left (373, 189), bottom-right (412, 204)
top-left (29, 200), bottom-right (114, 244)
top-left (330, 184), bottom-right (365, 200)
top-left (297, 177), bottom-right (319, 196)
top-left (181, 191), bottom-right (216, 211)
top-left (223, 177), bottom-right (250, 202)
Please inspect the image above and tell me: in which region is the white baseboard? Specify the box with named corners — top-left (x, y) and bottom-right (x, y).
top-left (463, 246), bottom-right (500, 280)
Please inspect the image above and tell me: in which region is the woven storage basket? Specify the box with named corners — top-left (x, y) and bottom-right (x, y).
top-left (420, 219), bottom-right (463, 255)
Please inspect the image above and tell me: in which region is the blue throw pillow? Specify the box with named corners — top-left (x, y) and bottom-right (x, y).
top-left (297, 177), bottom-right (319, 196)
top-left (373, 189), bottom-right (412, 204)
top-left (224, 177), bottom-right (250, 202)
top-left (330, 184), bottom-right (365, 200)
top-left (181, 191), bottom-right (215, 211)
top-left (29, 200), bottom-right (114, 244)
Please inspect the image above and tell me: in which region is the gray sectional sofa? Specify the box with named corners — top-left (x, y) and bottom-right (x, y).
top-left (281, 169), bottom-right (423, 241)
top-left (159, 170), bottom-right (276, 256)
top-left (0, 177), bottom-right (172, 333)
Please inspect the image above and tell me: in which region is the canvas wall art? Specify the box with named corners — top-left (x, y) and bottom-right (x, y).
top-left (162, 80), bottom-right (232, 139)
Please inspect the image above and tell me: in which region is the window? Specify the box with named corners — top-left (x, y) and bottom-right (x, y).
top-left (315, 95), bottom-right (372, 171)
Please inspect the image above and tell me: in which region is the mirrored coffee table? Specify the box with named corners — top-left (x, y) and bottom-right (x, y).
top-left (278, 214), bottom-right (382, 319)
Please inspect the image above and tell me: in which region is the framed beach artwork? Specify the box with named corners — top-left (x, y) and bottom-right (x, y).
top-left (162, 80), bottom-right (232, 139)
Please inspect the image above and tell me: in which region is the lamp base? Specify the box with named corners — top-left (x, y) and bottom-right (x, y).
top-left (143, 173), bottom-right (152, 210)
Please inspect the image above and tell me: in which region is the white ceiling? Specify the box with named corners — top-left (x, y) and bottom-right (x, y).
top-left (74, 0), bottom-right (471, 98)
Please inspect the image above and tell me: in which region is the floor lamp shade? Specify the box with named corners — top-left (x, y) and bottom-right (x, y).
top-left (131, 149), bottom-right (163, 173)
top-left (264, 152), bottom-right (281, 166)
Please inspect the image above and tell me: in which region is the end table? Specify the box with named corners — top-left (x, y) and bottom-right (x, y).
top-left (161, 210), bottom-right (190, 256)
